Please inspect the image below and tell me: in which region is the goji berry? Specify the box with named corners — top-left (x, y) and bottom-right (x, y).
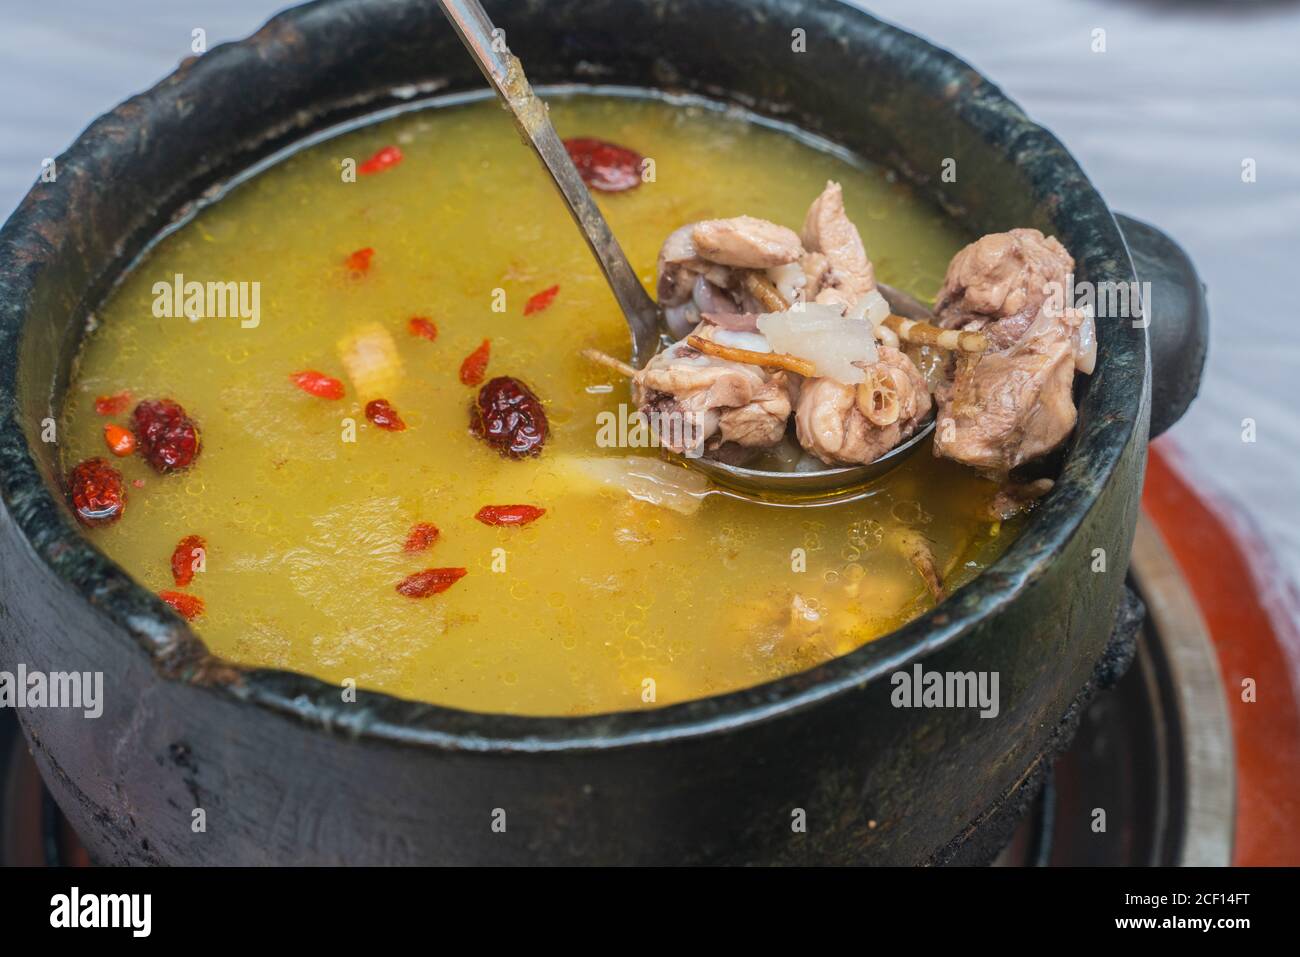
top-left (474, 504), bottom-right (546, 527)
top-left (459, 339), bottom-right (491, 386)
top-left (563, 137), bottom-right (643, 192)
top-left (523, 284), bottom-right (560, 316)
top-left (131, 399), bottom-right (200, 473)
top-left (103, 423), bottom-right (136, 457)
top-left (366, 398), bottom-right (406, 431)
top-left (396, 567), bottom-right (467, 598)
top-left (67, 458), bottom-right (125, 527)
top-left (170, 534), bottom-right (206, 587)
top-left (359, 145), bottom-right (403, 176)
top-left (94, 391), bottom-right (131, 416)
top-left (403, 522), bottom-right (440, 552)
top-left (290, 370), bottom-right (345, 400)
top-left (470, 376), bottom-right (548, 458)
top-left (345, 247), bottom-right (374, 275)
top-left (159, 590), bottom-right (204, 620)
top-left (408, 316), bottom-right (438, 341)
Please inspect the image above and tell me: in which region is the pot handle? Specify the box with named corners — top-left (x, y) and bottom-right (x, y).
top-left (1113, 213), bottom-right (1209, 438)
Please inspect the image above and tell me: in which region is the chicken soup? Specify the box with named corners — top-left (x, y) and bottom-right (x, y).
top-left (59, 94), bottom-right (1054, 716)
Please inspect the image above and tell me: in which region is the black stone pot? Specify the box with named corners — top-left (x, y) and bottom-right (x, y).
top-left (0, 0), bottom-right (1207, 865)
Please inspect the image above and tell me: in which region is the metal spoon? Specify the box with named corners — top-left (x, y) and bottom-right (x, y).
top-left (436, 0), bottom-right (660, 367)
top-left (439, 0), bottom-right (936, 500)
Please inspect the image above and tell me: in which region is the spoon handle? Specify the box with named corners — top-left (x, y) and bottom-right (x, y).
top-left (437, 0), bottom-right (662, 366)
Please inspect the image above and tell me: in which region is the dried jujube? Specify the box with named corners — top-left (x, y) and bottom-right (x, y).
top-left (562, 137), bottom-right (643, 192)
top-left (470, 376), bottom-right (548, 458)
top-left (131, 398), bottom-right (200, 473)
top-left (67, 457), bottom-right (126, 527)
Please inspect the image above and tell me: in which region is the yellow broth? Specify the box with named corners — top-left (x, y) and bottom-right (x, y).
top-left (60, 94), bottom-right (1019, 715)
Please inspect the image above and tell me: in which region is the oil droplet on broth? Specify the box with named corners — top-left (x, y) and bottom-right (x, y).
top-left (59, 94), bottom-right (1023, 716)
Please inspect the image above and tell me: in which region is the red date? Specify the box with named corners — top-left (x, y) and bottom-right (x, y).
top-left (470, 376), bottom-right (548, 458)
top-left (67, 457), bottom-right (126, 527)
top-left (563, 137), bottom-right (643, 192)
top-left (132, 399), bottom-right (200, 473)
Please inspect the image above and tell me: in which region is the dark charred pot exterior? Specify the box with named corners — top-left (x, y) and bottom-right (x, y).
top-left (0, 0), bottom-right (1204, 864)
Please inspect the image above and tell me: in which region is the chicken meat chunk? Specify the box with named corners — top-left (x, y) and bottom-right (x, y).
top-left (655, 198), bottom-right (858, 338)
top-left (933, 306), bottom-right (1085, 474)
top-left (933, 228), bottom-right (1073, 349)
top-left (930, 229), bottom-right (1095, 474)
top-left (633, 328), bottom-right (797, 459)
top-left (655, 216), bottom-right (807, 337)
top-left (801, 180), bottom-right (876, 308)
top-left (690, 216), bottom-right (804, 269)
top-left (795, 347), bottom-right (931, 466)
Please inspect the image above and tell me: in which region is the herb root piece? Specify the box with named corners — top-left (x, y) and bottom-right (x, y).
top-left (581, 348), bottom-right (636, 379)
top-left (883, 314), bottom-right (988, 354)
top-left (685, 335), bottom-right (815, 377)
top-left (895, 529), bottom-right (946, 602)
top-left (741, 271), bottom-right (790, 312)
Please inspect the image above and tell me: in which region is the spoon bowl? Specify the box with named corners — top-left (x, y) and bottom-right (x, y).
top-left (683, 416), bottom-right (937, 505)
top-left (666, 281), bottom-right (941, 502)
